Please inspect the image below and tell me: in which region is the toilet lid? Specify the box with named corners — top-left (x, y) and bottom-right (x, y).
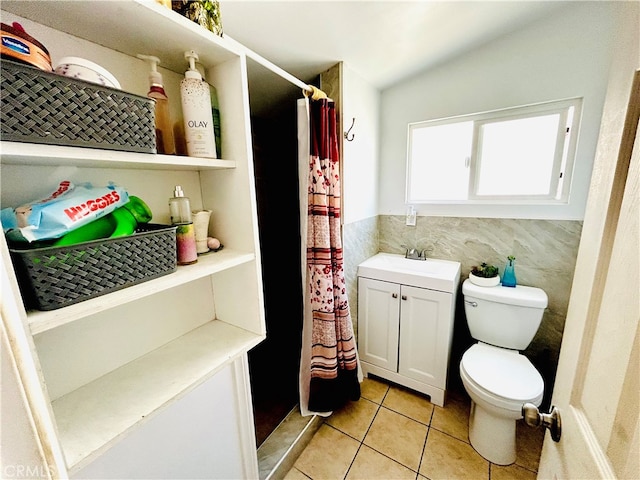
top-left (461, 343), bottom-right (543, 401)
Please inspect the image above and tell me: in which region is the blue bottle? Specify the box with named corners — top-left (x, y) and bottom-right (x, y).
top-left (502, 255), bottom-right (517, 287)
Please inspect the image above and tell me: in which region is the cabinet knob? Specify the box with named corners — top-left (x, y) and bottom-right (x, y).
top-left (392, 293), bottom-right (398, 298)
top-left (401, 295), bottom-right (407, 300)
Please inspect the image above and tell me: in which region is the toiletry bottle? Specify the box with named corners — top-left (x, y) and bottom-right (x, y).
top-left (169, 185), bottom-right (198, 265)
top-left (137, 54), bottom-right (176, 155)
top-left (173, 116), bottom-right (187, 156)
top-left (196, 63), bottom-right (222, 158)
top-left (53, 196), bottom-right (153, 246)
top-left (180, 50), bottom-right (217, 159)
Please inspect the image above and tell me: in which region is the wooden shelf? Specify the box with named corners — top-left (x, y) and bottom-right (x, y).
top-left (53, 320), bottom-right (263, 473)
top-left (28, 249), bottom-right (255, 334)
top-left (0, 142), bottom-right (236, 171)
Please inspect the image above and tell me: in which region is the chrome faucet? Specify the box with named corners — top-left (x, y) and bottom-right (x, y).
top-left (402, 245), bottom-right (428, 261)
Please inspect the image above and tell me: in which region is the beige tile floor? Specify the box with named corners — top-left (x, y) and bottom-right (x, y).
top-left (285, 377), bottom-right (544, 480)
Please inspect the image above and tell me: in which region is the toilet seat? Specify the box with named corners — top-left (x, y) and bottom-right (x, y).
top-left (461, 343), bottom-right (543, 409)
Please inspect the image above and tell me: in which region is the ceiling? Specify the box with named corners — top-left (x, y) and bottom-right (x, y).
top-left (219, 1), bottom-right (570, 114)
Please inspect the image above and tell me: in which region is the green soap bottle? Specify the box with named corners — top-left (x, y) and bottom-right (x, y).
top-left (196, 63), bottom-right (221, 158)
top-left (53, 196), bottom-right (153, 246)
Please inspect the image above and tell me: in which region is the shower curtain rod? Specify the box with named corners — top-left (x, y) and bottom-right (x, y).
top-left (226, 37), bottom-right (329, 100)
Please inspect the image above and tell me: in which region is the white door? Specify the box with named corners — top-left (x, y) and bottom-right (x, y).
top-left (357, 277), bottom-right (400, 371)
top-left (537, 67), bottom-right (639, 478)
top-left (398, 285), bottom-right (451, 388)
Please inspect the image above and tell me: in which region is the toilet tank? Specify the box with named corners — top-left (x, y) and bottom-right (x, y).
top-left (462, 279), bottom-right (548, 350)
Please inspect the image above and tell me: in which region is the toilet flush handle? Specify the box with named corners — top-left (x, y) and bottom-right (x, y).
top-left (465, 300), bottom-right (478, 307)
top-left (522, 403), bottom-right (562, 442)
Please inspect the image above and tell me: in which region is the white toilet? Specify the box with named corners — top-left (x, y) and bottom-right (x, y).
top-left (460, 279), bottom-right (548, 465)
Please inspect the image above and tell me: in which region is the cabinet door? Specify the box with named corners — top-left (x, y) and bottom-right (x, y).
top-left (398, 285), bottom-right (452, 388)
top-left (71, 357), bottom-right (258, 479)
top-left (357, 277), bottom-right (400, 371)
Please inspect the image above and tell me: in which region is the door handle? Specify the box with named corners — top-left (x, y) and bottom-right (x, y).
top-left (522, 403), bottom-right (562, 442)
top-left (401, 295), bottom-right (407, 300)
top-left (392, 293), bottom-right (398, 298)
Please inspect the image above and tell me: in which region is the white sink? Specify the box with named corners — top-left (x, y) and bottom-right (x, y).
top-left (357, 253), bottom-right (461, 293)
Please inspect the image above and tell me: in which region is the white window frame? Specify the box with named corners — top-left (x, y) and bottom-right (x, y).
top-left (406, 98), bottom-right (582, 205)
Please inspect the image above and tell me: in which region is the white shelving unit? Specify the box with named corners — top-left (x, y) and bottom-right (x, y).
top-left (1, 1), bottom-right (266, 477)
top-left (26, 248), bottom-right (255, 335)
top-left (53, 320), bottom-right (262, 470)
top-left (0, 142), bottom-right (236, 171)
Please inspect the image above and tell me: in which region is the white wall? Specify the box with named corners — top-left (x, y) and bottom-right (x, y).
top-left (378, 1), bottom-right (623, 220)
top-left (342, 64), bottom-right (380, 224)
top-left (1, 327), bottom-right (52, 479)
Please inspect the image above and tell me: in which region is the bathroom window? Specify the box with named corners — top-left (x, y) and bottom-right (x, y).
top-left (406, 98), bottom-right (582, 204)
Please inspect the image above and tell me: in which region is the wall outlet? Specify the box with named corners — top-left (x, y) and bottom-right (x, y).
top-left (406, 205), bottom-right (416, 226)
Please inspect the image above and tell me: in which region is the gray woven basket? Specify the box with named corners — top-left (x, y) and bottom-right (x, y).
top-left (1, 60), bottom-right (156, 153)
top-left (9, 224), bottom-right (177, 311)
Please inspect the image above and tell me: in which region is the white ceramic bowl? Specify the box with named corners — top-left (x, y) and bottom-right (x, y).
top-left (54, 57), bottom-right (121, 89)
top-left (469, 272), bottom-right (500, 287)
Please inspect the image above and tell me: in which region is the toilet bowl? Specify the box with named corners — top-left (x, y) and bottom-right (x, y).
top-left (460, 342), bottom-right (543, 465)
top-left (460, 279), bottom-right (548, 465)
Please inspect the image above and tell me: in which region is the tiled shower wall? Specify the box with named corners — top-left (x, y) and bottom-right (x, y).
top-left (344, 215), bottom-right (583, 405)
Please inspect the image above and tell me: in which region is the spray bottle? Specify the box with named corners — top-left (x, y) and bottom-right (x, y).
top-left (137, 54), bottom-right (176, 155)
top-left (180, 50), bottom-right (216, 159)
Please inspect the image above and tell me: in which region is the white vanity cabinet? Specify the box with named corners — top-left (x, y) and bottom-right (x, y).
top-left (1, 2), bottom-right (266, 478)
top-left (357, 253), bottom-right (460, 406)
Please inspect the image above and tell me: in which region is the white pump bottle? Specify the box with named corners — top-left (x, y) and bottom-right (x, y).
top-left (180, 50), bottom-right (217, 158)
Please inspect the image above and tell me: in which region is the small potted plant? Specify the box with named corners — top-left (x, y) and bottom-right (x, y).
top-left (469, 262), bottom-right (500, 287)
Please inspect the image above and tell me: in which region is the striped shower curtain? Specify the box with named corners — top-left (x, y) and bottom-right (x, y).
top-left (298, 96), bottom-right (361, 416)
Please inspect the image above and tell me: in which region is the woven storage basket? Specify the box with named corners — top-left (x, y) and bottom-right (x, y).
top-left (9, 224), bottom-right (177, 311)
top-left (1, 60), bottom-right (156, 153)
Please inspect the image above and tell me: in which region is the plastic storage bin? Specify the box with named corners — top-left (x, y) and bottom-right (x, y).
top-left (9, 224), bottom-right (177, 311)
top-left (0, 60), bottom-right (156, 153)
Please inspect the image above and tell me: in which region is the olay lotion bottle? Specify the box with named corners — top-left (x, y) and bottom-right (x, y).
top-left (180, 50), bottom-right (217, 158)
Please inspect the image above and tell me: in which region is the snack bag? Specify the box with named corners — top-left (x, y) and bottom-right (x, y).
top-left (1, 180), bottom-right (129, 243)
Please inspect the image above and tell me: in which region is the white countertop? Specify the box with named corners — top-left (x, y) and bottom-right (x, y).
top-left (358, 253), bottom-right (461, 293)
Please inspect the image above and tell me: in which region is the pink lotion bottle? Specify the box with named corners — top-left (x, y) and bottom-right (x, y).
top-left (169, 185), bottom-right (197, 265)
